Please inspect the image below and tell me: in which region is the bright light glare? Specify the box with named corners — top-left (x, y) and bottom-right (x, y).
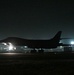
top-left (24, 46), bottom-right (28, 48)
top-left (71, 41), bottom-right (74, 45)
top-left (9, 45), bottom-right (13, 50)
top-left (2, 42), bottom-right (7, 45)
top-left (8, 43), bottom-right (14, 50)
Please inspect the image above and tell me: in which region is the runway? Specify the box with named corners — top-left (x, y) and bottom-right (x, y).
top-left (0, 52), bottom-right (74, 75)
top-left (0, 52), bottom-right (74, 65)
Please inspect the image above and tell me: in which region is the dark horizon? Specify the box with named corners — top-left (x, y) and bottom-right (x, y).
top-left (0, 1), bottom-right (74, 39)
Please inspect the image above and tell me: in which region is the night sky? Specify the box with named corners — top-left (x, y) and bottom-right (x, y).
top-left (0, 0), bottom-right (74, 39)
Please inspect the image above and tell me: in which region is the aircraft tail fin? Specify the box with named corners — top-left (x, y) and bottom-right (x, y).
top-left (53, 31), bottom-right (62, 40)
top-left (51, 31), bottom-right (62, 45)
top-left (50, 31), bottom-right (62, 48)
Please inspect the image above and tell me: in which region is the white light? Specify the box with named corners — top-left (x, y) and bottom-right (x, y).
top-left (71, 41), bottom-right (74, 45)
top-left (8, 42), bottom-right (14, 50)
top-left (9, 45), bottom-right (13, 50)
top-left (59, 46), bottom-right (63, 49)
top-left (2, 42), bottom-right (7, 45)
top-left (24, 46), bottom-right (28, 48)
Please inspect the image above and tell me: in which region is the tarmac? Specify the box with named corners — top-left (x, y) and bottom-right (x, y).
top-left (0, 52), bottom-right (74, 75)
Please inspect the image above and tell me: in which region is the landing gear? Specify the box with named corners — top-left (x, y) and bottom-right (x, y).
top-left (38, 48), bottom-right (44, 53)
top-left (30, 48), bottom-right (44, 53)
top-left (30, 48), bottom-right (37, 53)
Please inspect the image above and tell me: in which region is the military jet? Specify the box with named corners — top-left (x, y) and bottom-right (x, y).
top-left (0, 31), bottom-right (62, 49)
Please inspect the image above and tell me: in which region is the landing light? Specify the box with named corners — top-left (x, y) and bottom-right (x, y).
top-left (8, 44), bottom-right (13, 50)
top-left (2, 42), bottom-right (16, 51)
top-left (2, 43), bottom-right (7, 45)
top-left (8, 42), bottom-right (16, 51)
